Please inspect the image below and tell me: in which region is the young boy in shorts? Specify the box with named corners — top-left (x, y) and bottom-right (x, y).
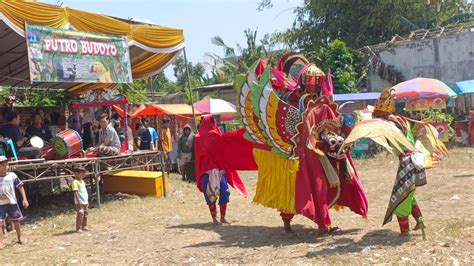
top-left (0, 155), bottom-right (29, 249)
top-left (71, 166), bottom-right (89, 233)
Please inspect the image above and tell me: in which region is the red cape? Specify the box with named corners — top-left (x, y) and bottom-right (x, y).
top-left (294, 104), bottom-right (368, 228)
top-left (195, 116), bottom-right (257, 196)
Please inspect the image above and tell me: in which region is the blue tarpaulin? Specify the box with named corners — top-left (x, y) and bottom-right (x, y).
top-left (334, 92), bottom-right (381, 102)
top-left (453, 80), bottom-right (474, 95)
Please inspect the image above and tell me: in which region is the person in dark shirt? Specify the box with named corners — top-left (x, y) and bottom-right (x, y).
top-left (49, 111), bottom-right (63, 137)
top-left (82, 119), bottom-right (100, 150)
top-left (34, 108), bottom-right (50, 125)
top-left (26, 113), bottom-right (52, 143)
top-left (178, 124), bottom-right (195, 180)
top-left (1, 107), bottom-right (11, 124)
top-left (111, 112), bottom-right (125, 143)
top-left (0, 112), bottom-right (40, 159)
top-left (67, 109), bottom-right (83, 135)
top-left (135, 121), bottom-right (152, 150)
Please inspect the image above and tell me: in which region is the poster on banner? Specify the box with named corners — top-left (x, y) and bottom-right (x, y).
top-left (431, 122), bottom-right (449, 142)
top-left (71, 89), bottom-right (127, 109)
top-left (26, 24), bottom-right (133, 84)
top-left (405, 97), bottom-right (446, 111)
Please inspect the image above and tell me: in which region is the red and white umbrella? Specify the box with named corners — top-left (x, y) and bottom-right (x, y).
top-left (193, 98), bottom-right (237, 115)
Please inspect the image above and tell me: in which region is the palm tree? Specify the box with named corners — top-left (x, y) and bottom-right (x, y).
top-left (206, 29), bottom-right (275, 80)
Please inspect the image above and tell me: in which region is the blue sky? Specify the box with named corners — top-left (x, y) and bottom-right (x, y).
top-left (42, 0), bottom-right (303, 80)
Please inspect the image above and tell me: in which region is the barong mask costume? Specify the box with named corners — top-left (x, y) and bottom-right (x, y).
top-left (236, 53), bottom-right (368, 233)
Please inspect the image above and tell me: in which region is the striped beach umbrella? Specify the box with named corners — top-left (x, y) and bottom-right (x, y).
top-left (392, 77), bottom-right (457, 99)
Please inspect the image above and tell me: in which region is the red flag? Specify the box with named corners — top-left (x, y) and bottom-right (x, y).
top-left (327, 69), bottom-right (334, 95)
top-left (322, 68), bottom-right (334, 98)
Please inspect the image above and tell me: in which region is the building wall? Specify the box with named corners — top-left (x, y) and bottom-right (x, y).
top-left (200, 87), bottom-right (238, 106)
top-left (368, 30), bottom-right (474, 91)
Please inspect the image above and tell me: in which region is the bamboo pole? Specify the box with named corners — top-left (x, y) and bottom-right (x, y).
top-left (183, 48), bottom-right (197, 130)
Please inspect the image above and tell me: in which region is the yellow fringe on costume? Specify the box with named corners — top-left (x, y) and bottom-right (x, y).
top-left (252, 148), bottom-right (299, 214)
top-left (332, 204), bottom-right (344, 211)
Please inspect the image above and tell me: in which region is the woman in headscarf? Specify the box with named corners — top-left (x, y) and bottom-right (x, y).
top-left (194, 115), bottom-right (257, 224)
top-left (178, 124), bottom-right (194, 181)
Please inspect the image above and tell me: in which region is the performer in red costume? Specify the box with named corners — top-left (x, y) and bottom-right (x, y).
top-left (290, 98), bottom-right (368, 234)
top-left (195, 115), bottom-right (257, 224)
top-left (237, 53), bottom-right (368, 236)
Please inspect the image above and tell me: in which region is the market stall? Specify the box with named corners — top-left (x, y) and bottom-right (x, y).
top-left (392, 77), bottom-right (457, 142)
top-left (453, 80), bottom-right (474, 144)
top-left (135, 103), bottom-right (200, 162)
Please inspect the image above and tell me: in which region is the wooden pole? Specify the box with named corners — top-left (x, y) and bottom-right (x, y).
top-left (160, 152), bottom-right (167, 197)
top-left (148, 77), bottom-right (154, 102)
top-left (183, 48), bottom-right (197, 130)
top-left (95, 160), bottom-right (101, 207)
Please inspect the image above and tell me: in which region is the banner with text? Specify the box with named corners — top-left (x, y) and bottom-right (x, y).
top-left (26, 24), bottom-right (133, 84)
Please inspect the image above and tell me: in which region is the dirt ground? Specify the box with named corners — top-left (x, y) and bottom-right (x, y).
top-left (1, 147), bottom-right (473, 264)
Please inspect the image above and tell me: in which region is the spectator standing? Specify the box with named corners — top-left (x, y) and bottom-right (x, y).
top-left (135, 121), bottom-right (152, 150)
top-left (178, 124), bottom-right (194, 181)
top-left (142, 118), bottom-right (159, 150)
top-left (71, 166), bottom-right (89, 233)
top-left (0, 156), bottom-right (29, 248)
top-left (159, 117), bottom-right (173, 174)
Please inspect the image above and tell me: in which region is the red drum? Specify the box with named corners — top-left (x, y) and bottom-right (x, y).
top-left (52, 129), bottom-right (83, 158)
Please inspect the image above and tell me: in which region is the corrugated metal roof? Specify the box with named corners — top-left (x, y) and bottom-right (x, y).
top-left (334, 92), bottom-right (381, 102)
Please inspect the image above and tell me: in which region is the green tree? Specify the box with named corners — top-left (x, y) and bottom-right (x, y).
top-left (206, 29), bottom-right (286, 82)
top-left (262, 0), bottom-right (473, 50)
top-left (172, 55), bottom-right (206, 103)
top-left (28, 89), bottom-right (72, 107)
top-left (172, 56), bottom-right (206, 88)
top-left (119, 72), bottom-right (178, 103)
top-left (316, 39), bottom-right (361, 94)
top-left (203, 52), bottom-right (238, 84)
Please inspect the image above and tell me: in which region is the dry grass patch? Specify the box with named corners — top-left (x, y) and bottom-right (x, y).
top-left (1, 147), bottom-right (473, 264)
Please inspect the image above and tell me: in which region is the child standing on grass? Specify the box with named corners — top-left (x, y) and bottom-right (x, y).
top-left (0, 155), bottom-right (29, 249)
top-left (71, 166), bottom-right (89, 233)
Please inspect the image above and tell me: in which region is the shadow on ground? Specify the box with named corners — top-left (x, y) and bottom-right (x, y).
top-left (169, 222), bottom-right (361, 248)
top-left (21, 192), bottom-right (136, 225)
top-left (304, 229), bottom-right (410, 258)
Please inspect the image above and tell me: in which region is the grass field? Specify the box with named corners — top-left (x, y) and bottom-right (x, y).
top-left (1, 147), bottom-right (473, 264)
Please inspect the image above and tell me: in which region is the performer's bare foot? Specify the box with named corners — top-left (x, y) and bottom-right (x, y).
top-left (413, 222), bottom-right (426, 231)
top-left (220, 217), bottom-right (230, 224)
top-left (0, 241), bottom-right (6, 249)
top-left (399, 231), bottom-right (410, 237)
top-left (17, 239), bottom-right (26, 245)
top-left (212, 217), bottom-right (220, 225)
top-left (283, 219), bottom-right (293, 233)
top-left (317, 226), bottom-right (339, 237)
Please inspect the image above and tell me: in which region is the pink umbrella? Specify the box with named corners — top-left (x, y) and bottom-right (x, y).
top-left (193, 98), bottom-right (237, 115)
top-left (392, 77), bottom-right (456, 99)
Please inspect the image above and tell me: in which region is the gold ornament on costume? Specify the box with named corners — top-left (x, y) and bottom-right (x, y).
top-left (374, 88), bottom-right (395, 114)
